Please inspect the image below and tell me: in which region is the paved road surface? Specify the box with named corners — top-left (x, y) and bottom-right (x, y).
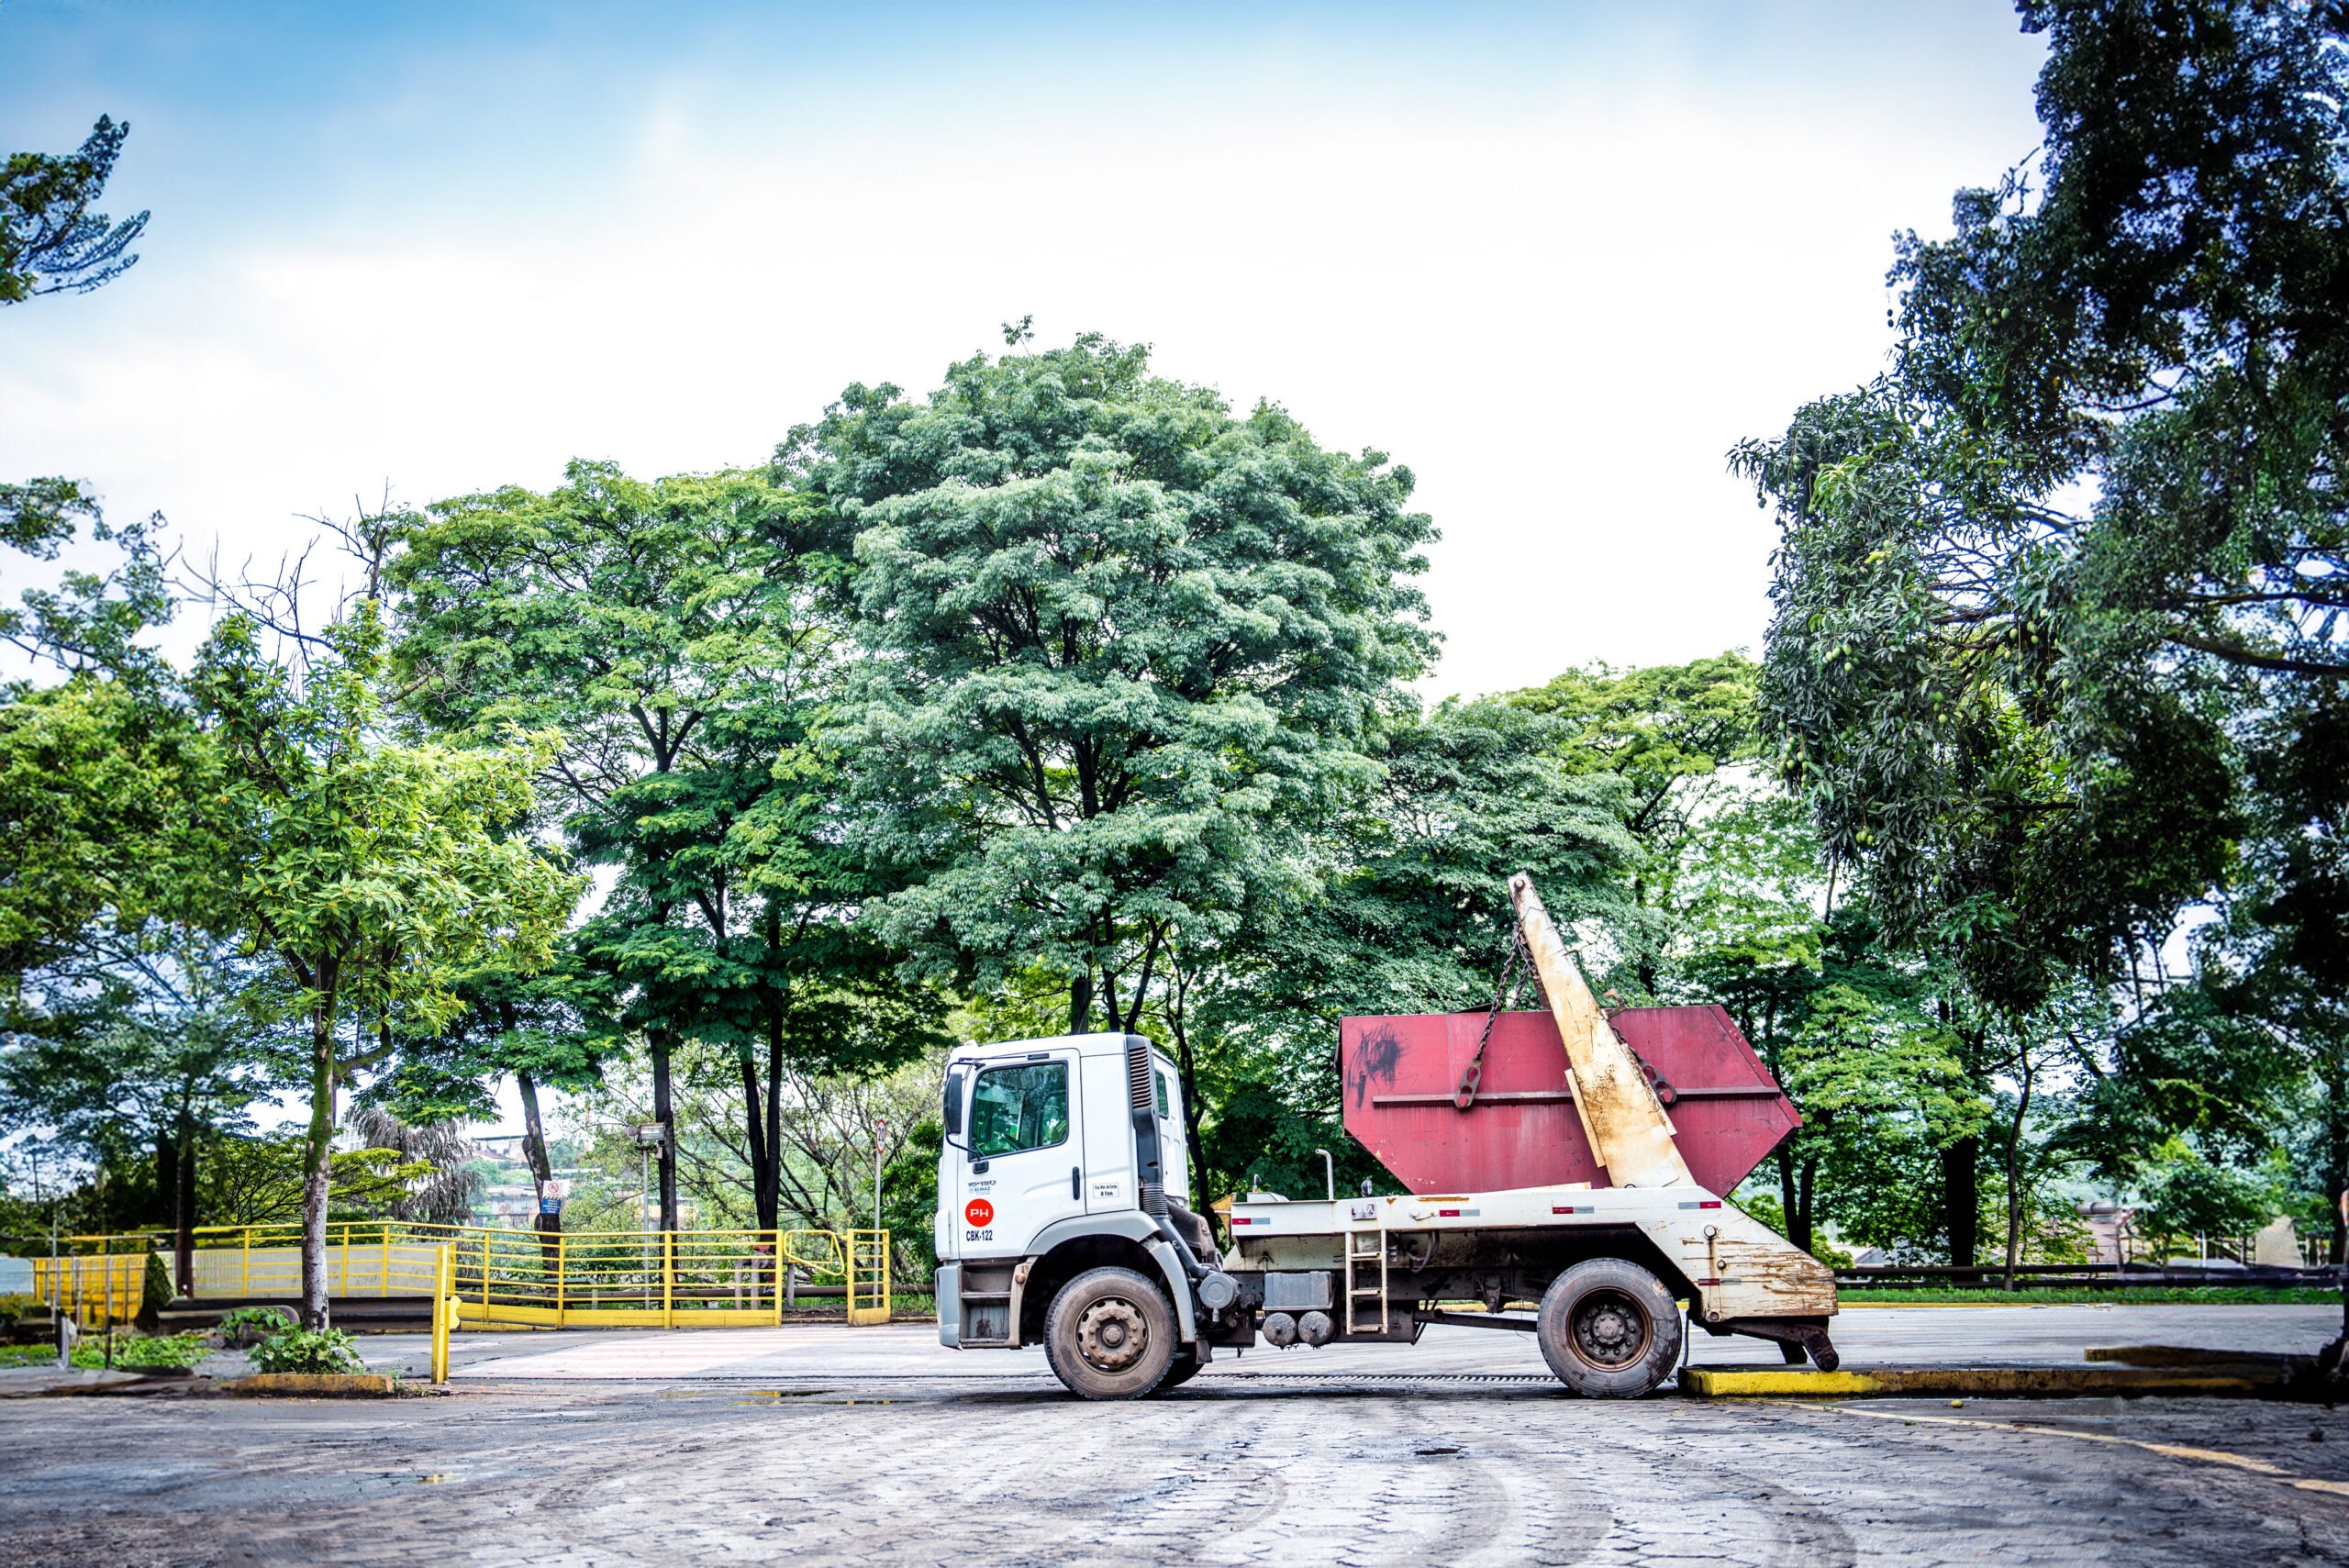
top-left (2, 1306), bottom-right (2343, 1565)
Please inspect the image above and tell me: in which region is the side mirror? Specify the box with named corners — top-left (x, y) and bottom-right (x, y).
top-left (942, 1068), bottom-right (966, 1137)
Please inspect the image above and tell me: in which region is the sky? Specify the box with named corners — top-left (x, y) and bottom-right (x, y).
top-left (2, 0), bottom-right (2050, 703)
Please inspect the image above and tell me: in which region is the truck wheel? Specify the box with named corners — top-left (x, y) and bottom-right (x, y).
top-left (1536, 1258), bottom-right (1682, 1398)
top-left (1043, 1267), bottom-right (1177, 1400)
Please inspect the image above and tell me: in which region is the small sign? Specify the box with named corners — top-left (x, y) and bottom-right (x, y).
top-left (630, 1121), bottom-right (668, 1149)
top-left (540, 1197), bottom-right (562, 1217)
top-left (964, 1198), bottom-right (994, 1228)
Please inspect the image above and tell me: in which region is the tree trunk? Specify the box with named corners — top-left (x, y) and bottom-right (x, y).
top-left (2003, 1051), bottom-right (2033, 1291)
top-left (1170, 1006), bottom-right (1211, 1221)
top-left (1943, 1134), bottom-right (1979, 1269)
top-left (763, 1010), bottom-right (785, 1234)
top-left (1776, 1145), bottom-right (1800, 1246)
top-left (517, 1068), bottom-right (559, 1268)
top-left (156, 1130), bottom-right (176, 1237)
top-left (174, 1119), bottom-right (196, 1298)
top-left (1797, 1154), bottom-right (1817, 1256)
top-left (739, 1043), bottom-right (774, 1230)
top-left (1068, 973), bottom-right (1094, 1037)
top-left (299, 993), bottom-right (338, 1330)
top-left (651, 1029), bottom-right (679, 1231)
top-left (2330, 1059), bottom-right (2349, 1266)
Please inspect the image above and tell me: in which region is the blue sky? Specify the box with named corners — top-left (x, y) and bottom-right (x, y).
top-left (3, 1), bottom-right (2048, 698)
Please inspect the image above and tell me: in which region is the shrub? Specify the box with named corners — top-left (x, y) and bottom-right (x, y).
top-left (93, 1331), bottom-right (211, 1369)
top-left (250, 1326), bottom-right (367, 1375)
top-left (216, 1306), bottom-right (295, 1348)
top-left (141, 1250), bottom-right (174, 1312)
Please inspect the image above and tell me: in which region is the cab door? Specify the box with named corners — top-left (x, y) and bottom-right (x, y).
top-left (953, 1050), bottom-right (1085, 1260)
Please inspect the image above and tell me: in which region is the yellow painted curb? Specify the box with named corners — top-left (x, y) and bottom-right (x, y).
top-left (236, 1373), bottom-right (397, 1397)
top-left (1681, 1364), bottom-right (2273, 1398)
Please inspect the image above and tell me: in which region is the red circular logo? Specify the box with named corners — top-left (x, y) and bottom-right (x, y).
top-left (964, 1199), bottom-right (994, 1228)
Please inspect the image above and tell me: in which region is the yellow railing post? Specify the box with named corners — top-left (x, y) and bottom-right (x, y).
top-left (429, 1244), bottom-right (452, 1385)
top-left (556, 1230), bottom-right (568, 1329)
top-left (480, 1229), bottom-right (490, 1313)
top-left (846, 1229), bottom-right (892, 1326)
top-left (240, 1228), bottom-right (250, 1297)
top-left (662, 1231), bottom-right (675, 1329)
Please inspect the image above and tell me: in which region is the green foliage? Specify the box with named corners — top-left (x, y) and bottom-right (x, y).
top-left (140, 1248), bottom-right (172, 1310)
top-left (189, 601), bottom-right (579, 1315)
top-left (391, 461), bottom-right (938, 1232)
top-left (802, 334), bottom-right (1437, 1034)
top-left (1730, 0), bottom-right (2349, 1262)
top-left (2138, 1140), bottom-right (2279, 1253)
top-left (0, 672), bottom-right (214, 979)
top-left (880, 1118), bottom-right (942, 1278)
top-left (1174, 695), bottom-right (1635, 1202)
top-left (2, 116), bottom-right (145, 562)
top-left (1, 115), bottom-right (146, 306)
top-left (0, 1331), bottom-right (213, 1371)
top-left (249, 1325), bottom-right (366, 1375)
top-left (215, 1306), bottom-right (294, 1348)
top-left (199, 1133), bottom-right (442, 1227)
top-left (1733, 1192), bottom-right (1853, 1267)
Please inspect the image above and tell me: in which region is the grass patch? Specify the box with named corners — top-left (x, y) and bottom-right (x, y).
top-left (1837, 1285), bottom-right (2342, 1306)
top-left (0, 1330), bottom-right (214, 1370)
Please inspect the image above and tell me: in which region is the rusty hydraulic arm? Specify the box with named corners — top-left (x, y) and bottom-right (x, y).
top-left (1508, 872), bottom-right (1695, 1189)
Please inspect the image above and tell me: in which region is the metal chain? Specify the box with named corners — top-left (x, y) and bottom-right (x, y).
top-left (1455, 927), bottom-right (1535, 1109)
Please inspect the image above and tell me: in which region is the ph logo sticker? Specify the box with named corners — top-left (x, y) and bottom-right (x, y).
top-left (964, 1198), bottom-right (994, 1228)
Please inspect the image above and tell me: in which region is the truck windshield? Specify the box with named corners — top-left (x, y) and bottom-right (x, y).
top-left (968, 1062), bottom-right (1069, 1159)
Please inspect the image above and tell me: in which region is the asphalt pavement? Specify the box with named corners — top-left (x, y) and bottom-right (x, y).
top-left (3, 1305), bottom-right (2343, 1566)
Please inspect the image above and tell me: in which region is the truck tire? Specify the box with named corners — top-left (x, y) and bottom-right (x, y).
top-left (1536, 1258), bottom-right (1682, 1398)
top-left (1043, 1266), bottom-right (1178, 1400)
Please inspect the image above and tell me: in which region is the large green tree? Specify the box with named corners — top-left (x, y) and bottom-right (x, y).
top-left (1733, 0), bottom-right (2349, 1246)
top-left (391, 462), bottom-right (935, 1233)
top-left (796, 332), bottom-right (1439, 1041)
top-left (193, 607), bottom-right (578, 1325)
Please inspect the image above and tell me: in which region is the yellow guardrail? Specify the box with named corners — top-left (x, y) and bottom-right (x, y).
top-left (27, 1221), bottom-right (893, 1331)
top-left (32, 1252), bottom-right (145, 1329)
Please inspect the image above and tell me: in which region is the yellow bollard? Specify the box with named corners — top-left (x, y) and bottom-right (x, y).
top-left (429, 1245), bottom-right (452, 1385)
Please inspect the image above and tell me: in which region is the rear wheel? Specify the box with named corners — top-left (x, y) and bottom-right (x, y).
top-left (1043, 1266), bottom-right (1178, 1400)
top-left (1536, 1258), bottom-right (1682, 1398)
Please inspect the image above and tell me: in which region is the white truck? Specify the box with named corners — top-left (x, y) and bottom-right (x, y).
top-left (932, 874), bottom-right (1839, 1400)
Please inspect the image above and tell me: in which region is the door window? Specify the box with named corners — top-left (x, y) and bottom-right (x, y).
top-left (969, 1062), bottom-right (1069, 1159)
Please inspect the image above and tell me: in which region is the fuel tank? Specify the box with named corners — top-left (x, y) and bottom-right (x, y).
top-left (1341, 1006), bottom-right (1798, 1195)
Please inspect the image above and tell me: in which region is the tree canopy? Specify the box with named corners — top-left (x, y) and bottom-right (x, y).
top-left (795, 334), bottom-right (1438, 1037)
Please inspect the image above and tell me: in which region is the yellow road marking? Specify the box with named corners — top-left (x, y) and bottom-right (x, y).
top-left (1787, 1401), bottom-right (2340, 1500)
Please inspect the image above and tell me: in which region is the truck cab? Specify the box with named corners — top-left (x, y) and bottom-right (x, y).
top-left (934, 1032), bottom-right (1234, 1396)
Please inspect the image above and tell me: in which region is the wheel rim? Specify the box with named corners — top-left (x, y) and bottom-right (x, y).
top-left (1569, 1288), bottom-right (1651, 1368)
top-left (1075, 1296), bottom-right (1149, 1373)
